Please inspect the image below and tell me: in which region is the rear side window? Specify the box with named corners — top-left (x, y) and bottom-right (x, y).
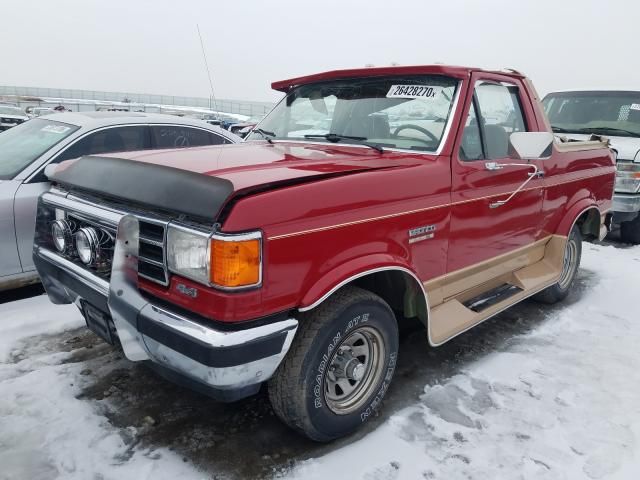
top-left (150, 126), bottom-right (230, 149)
top-left (57, 126), bottom-right (150, 162)
top-left (459, 82), bottom-right (527, 161)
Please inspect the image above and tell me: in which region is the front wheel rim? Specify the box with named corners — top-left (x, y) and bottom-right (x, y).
top-left (558, 238), bottom-right (578, 289)
top-left (324, 326), bottom-right (386, 415)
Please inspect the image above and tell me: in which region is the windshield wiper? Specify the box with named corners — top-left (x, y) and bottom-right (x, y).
top-left (303, 133), bottom-right (384, 153)
top-left (573, 127), bottom-right (640, 138)
top-left (551, 126), bottom-right (573, 133)
top-left (252, 128), bottom-right (276, 143)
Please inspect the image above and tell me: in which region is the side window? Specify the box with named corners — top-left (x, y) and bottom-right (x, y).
top-left (459, 101), bottom-right (484, 161)
top-left (150, 126), bottom-right (229, 148)
top-left (209, 132), bottom-right (231, 145)
top-left (475, 82), bottom-right (527, 159)
top-left (56, 126), bottom-right (150, 162)
top-left (459, 82), bottom-right (527, 161)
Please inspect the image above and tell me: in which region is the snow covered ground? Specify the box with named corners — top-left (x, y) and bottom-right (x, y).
top-left (1, 242), bottom-right (639, 479)
top-left (0, 299), bottom-right (204, 480)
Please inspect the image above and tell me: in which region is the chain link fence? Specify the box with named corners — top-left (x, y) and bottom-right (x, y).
top-left (0, 85), bottom-right (276, 119)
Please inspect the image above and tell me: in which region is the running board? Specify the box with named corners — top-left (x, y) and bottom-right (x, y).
top-left (463, 283), bottom-right (523, 313)
top-left (427, 235), bottom-right (567, 346)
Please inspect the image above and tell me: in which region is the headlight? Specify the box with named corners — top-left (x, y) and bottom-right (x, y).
top-left (167, 226), bottom-right (211, 285)
top-left (51, 220), bottom-right (73, 253)
top-left (75, 227), bottom-right (99, 265)
top-left (615, 162), bottom-right (640, 193)
top-left (166, 225), bottom-right (262, 289)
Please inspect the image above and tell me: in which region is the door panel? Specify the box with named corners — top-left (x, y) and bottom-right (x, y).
top-left (448, 73), bottom-right (545, 273)
top-left (14, 181), bottom-right (49, 272)
top-left (448, 163), bottom-right (544, 271)
top-left (0, 180), bottom-right (22, 276)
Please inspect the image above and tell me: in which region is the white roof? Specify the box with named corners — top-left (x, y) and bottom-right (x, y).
top-left (43, 111), bottom-right (231, 130)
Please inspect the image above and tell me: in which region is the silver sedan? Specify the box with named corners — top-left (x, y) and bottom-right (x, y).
top-left (0, 111), bottom-right (240, 291)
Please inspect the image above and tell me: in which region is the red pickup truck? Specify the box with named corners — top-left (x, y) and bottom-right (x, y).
top-left (34, 65), bottom-right (615, 441)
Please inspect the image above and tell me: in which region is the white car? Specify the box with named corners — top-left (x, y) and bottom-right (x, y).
top-left (29, 107), bottom-right (56, 118)
top-left (0, 111), bottom-right (241, 290)
top-left (0, 105), bottom-right (29, 131)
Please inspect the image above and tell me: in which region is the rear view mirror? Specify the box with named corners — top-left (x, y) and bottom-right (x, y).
top-left (509, 132), bottom-right (553, 160)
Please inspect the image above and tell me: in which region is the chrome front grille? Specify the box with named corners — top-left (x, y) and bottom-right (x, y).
top-left (137, 219), bottom-right (169, 285)
top-left (39, 192), bottom-right (170, 286)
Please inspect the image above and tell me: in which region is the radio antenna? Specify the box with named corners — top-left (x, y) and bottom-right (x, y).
top-left (196, 24), bottom-right (219, 119)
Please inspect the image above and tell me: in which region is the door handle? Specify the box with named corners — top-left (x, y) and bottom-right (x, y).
top-left (485, 162), bottom-right (540, 209)
top-left (485, 161), bottom-right (503, 171)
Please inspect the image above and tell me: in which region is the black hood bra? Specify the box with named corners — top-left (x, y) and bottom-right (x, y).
top-left (49, 156), bottom-right (235, 222)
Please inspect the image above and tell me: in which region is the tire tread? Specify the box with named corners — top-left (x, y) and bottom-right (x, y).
top-left (268, 286), bottom-right (389, 441)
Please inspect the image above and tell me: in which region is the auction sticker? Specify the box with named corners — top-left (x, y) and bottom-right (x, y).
top-left (386, 85), bottom-right (443, 99)
top-left (630, 103), bottom-right (640, 111)
top-left (41, 125), bottom-right (71, 134)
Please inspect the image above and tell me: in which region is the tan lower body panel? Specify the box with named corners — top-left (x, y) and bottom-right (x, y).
top-left (425, 235), bottom-right (567, 345)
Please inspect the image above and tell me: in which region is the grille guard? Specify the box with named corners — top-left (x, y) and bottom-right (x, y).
top-left (108, 214), bottom-right (152, 361)
top-left (33, 197), bottom-right (298, 395)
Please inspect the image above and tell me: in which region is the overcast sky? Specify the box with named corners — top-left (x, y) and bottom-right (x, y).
top-left (1, 0), bottom-right (636, 103)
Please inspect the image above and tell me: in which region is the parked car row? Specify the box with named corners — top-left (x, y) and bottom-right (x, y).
top-left (26, 106), bottom-right (56, 117)
top-left (0, 105), bottom-right (29, 131)
top-left (24, 65), bottom-right (616, 441)
top-left (0, 104), bottom-right (68, 131)
top-left (225, 121), bottom-right (255, 137)
top-left (201, 115), bottom-right (261, 138)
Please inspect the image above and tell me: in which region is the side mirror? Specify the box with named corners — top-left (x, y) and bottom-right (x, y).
top-left (43, 164), bottom-right (58, 180)
top-left (509, 132), bottom-right (553, 160)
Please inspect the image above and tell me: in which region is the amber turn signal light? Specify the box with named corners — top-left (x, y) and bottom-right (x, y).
top-left (210, 237), bottom-right (261, 288)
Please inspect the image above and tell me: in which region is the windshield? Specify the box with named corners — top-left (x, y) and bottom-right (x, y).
top-left (544, 91), bottom-right (640, 137)
top-left (247, 75), bottom-right (459, 152)
top-left (0, 106), bottom-right (25, 116)
top-left (0, 118), bottom-right (79, 179)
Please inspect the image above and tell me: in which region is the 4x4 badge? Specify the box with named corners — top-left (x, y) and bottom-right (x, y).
top-left (177, 283), bottom-right (198, 298)
top-left (408, 225), bottom-right (436, 244)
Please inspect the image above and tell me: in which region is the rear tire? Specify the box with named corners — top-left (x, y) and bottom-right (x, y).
top-left (620, 216), bottom-right (640, 244)
top-left (268, 286), bottom-right (399, 442)
top-left (534, 224), bottom-right (582, 304)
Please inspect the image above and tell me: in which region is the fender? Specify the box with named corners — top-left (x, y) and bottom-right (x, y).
top-left (556, 198), bottom-right (601, 237)
top-left (298, 254), bottom-right (426, 312)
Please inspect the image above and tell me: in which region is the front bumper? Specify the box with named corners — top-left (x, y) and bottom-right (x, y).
top-left (613, 193), bottom-right (640, 213)
top-left (612, 193), bottom-right (640, 224)
top-left (34, 215), bottom-right (298, 401)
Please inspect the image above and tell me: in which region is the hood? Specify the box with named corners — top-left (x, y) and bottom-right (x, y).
top-left (96, 141), bottom-right (425, 191)
top-left (50, 142), bottom-right (428, 221)
top-left (557, 133), bottom-right (640, 161)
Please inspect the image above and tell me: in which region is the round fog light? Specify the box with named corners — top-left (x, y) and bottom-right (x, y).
top-left (51, 220), bottom-right (72, 253)
top-left (75, 227), bottom-right (100, 265)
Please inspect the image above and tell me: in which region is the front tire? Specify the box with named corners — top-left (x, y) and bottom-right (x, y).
top-left (534, 224), bottom-right (582, 304)
top-left (620, 215), bottom-right (640, 244)
top-left (268, 286), bottom-right (399, 442)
